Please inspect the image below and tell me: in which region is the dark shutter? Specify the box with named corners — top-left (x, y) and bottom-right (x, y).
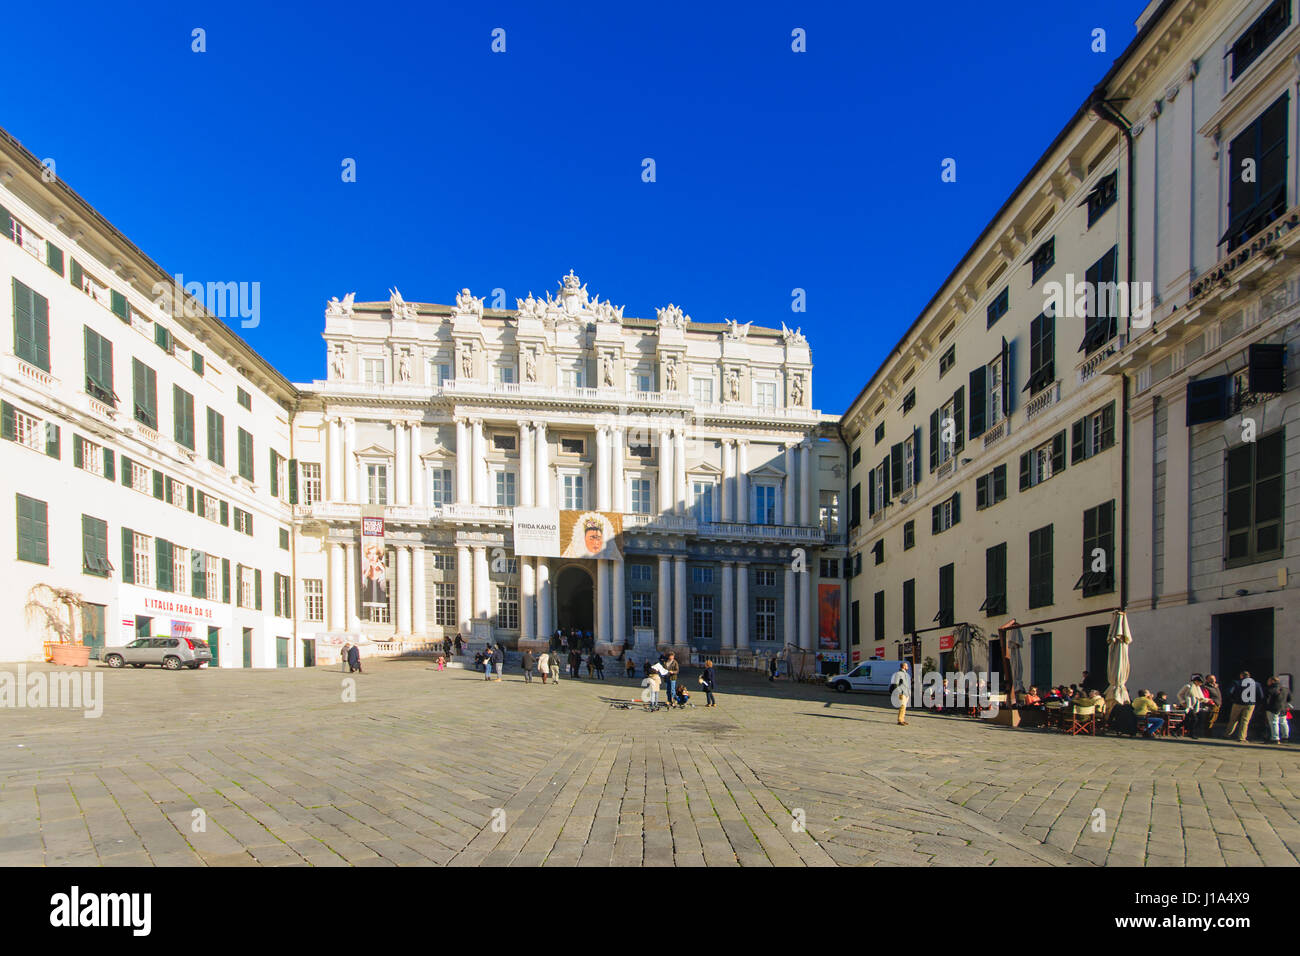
top-left (46, 242), bottom-right (64, 276)
top-left (187, 486), bottom-right (195, 512)
top-left (222, 559), bottom-right (230, 603)
top-left (952, 387), bottom-right (965, 453)
top-left (274, 573), bottom-right (282, 617)
top-left (849, 483), bottom-right (861, 528)
top-left (288, 459), bottom-right (299, 504)
top-left (156, 539), bottom-right (173, 593)
top-left (1071, 419), bottom-right (1086, 464)
top-left (192, 550), bottom-right (206, 599)
top-left (152, 470), bottom-right (164, 499)
top-left (969, 366), bottom-right (987, 438)
top-left (1100, 402), bottom-right (1116, 450)
top-left (45, 423), bottom-right (59, 459)
top-left (928, 410), bottom-right (940, 472)
top-left (867, 469), bottom-right (876, 517)
top-left (912, 427), bottom-right (922, 485)
top-left (993, 464), bottom-right (1006, 502)
top-left (269, 450), bottom-right (279, 498)
top-left (104, 449), bottom-right (115, 481)
top-left (110, 289), bottom-right (128, 321)
top-left (220, 500), bottom-right (229, 526)
top-left (976, 474), bottom-right (989, 510)
top-left (121, 527), bottom-right (135, 584)
top-left (0, 401), bottom-right (13, 441)
top-left (931, 504), bottom-right (941, 535)
top-left (1248, 343), bottom-right (1286, 393)
top-left (889, 443), bottom-right (903, 495)
top-left (952, 492), bottom-right (961, 525)
top-left (164, 476), bottom-right (174, 502)
top-left (1186, 376), bottom-right (1230, 425)
top-left (73, 434), bottom-right (83, 469)
top-left (1002, 337), bottom-right (1014, 415)
top-left (1019, 452), bottom-right (1031, 491)
top-left (1051, 431), bottom-right (1066, 473)
top-left (121, 456), bottom-right (132, 487)
top-left (254, 569), bottom-right (262, 611)
top-left (880, 456), bottom-right (891, 504)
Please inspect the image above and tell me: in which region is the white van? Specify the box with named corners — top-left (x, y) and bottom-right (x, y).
top-left (828, 660), bottom-right (908, 694)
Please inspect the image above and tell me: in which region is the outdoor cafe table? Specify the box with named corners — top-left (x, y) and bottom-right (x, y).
top-left (1148, 707), bottom-right (1189, 736)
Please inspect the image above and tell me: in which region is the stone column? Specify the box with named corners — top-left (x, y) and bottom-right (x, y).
top-left (612, 563), bottom-right (625, 647)
top-left (456, 545), bottom-right (472, 638)
top-left (343, 418), bottom-right (357, 503)
top-left (737, 441), bottom-right (749, 523)
top-left (784, 442), bottom-right (797, 526)
top-left (536, 559), bottom-right (551, 638)
top-left (721, 440), bottom-right (734, 521)
top-left (597, 559), bottom-right (610, 644)
top-left (596, 425), bottom-right (611, 511)
top-left (611, 426), bottom-right (625, 512)
top-left (783, 568), bottom-right (796, 648)
top-left (735, 563), bottom-right (750, 650)
top-left (798, 567), bottom-right (812, 650)
top-left (520, 421), bottom-right (534, 507)
top-left (673, 428), bottom-right (687, 516)
top-left (535, 422), bottom-right (550, 508)
top-left (471, 420), bottom-right (486, 504)
top-left (1129, 402), bottom-right (1156, 609)
top-left (658, 556), bottom-right (671, 646)
top-left (410, 422), bottom-right (423, 506)
top-left (396, 545), bottom-right (412, 634)
top-left (674, 556), bottom-right (688, 647)
top-left (412, 545), bottom-right (427, 636)
top-left (455, 419), bottom-right (471, 504)
top-left (345, 541), bottom-right (360, 629)
top-left (521, 558), bottom-right (536, 644)
top-left (800, 438), bottom-right (814, 527)
top-left (394, 421), bottom-right (409, 505)
top-left (329, 541), bottom-right (345, 630)
top-left (659, 427), bottom-right (674, 513)
top-left (721, 562), bottom-right (735, 649)
top-left (1163, 391), bottom-right (1190, 604)
top-left (473, 546), bottom-right (490, 621)
top-left (328, 418), bottom-right (343, 501)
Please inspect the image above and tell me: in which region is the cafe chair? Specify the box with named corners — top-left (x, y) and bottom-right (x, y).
top-left (1065, 702), bottom-right (1097, 736)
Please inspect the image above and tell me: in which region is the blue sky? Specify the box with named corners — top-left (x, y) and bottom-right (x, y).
top-left (5, 0), bottom-right (1145, 412)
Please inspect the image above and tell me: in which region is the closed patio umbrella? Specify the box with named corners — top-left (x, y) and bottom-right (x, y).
top-left (1004, 623), bottom-right (1025, 698)
top-left (1104, 610), bottom-right (1132, 705)
top-left (952, 623), bottom-right (973, 675)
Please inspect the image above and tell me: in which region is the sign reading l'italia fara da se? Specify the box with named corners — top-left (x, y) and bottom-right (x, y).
top-left (512, 509), bottom-right (623, 560)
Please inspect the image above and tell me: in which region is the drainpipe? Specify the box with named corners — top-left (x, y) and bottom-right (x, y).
top-left (1090, 96), bottom-right (1135, 612)
top-left (834, 419), bottom-right (852, 653)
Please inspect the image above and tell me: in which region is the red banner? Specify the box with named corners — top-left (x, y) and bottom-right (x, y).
top-left (817, 584), bottom-right (841, 650)
top-left (938, 634), bottom-right (954, 652)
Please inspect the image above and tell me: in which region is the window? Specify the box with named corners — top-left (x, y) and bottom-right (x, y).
top-left (819, 559), bottom-right (840, 578)
top-left (429, 468), bottom-right (453, 505)
top-left (1027, 312), bottom-right (1055, 394)
top-left (205, 555), bottom-right (220, 602)
top-left (1226, 429), bottom-right (1285, 566)
top-left (562, 474), bottom-right (584, 510)
top-left (16, 494), bottom-right (48, 564)
top-left (172, 545), bottom-right (189, 596)
top-left (207, 409), bottom-right (225, 465)
top-left (271, 451), bottom-right (287, 502)
top-left (634, 371), bottom-right (653, 392)
top-left (691, 377), bottom-right (714, 404)
top-left (937, 564), bottom-right (954, 628)
top-left (497, 586), bottom-right (519, 629)
top-left (850, 483), bottom-right (861, 527)
top-left (902, 579), bottom-right (915, 634)
top-left (192, 351), bottom-right (204, 376)
top-left (1071, 402), bottom-right (1116, 463)
top-left (498, 365), bottom-right (515, 384)
top-left (1224, 92), bottom-right (1289, 252)
top-left (1079, 500), bottom-right (1116, 596)
top-left (237, 427), bottom-right (253, 480)
top-left (874, 423), bottom-right (885, 445)
top-left (126, 458), bottom-right (151, 495)
top-left (629, 564), bottom-right (653, 583)
top-left (871, 540), bottom-right (884, 566)
top-left (692, 566), bottom-right (714, 586)
top-left (692, 481), bottom-right (715, 523)
top-left (1080, 246), bottom-right (1119, 354)
top-left (987, 287), bottom-right (1009, 328)
top-left (279, 528), bottom-right (289, 551)
top-left (432, 553), bottom-right (455, 572)
top-left (238, 566), bottom-right (254, 609)
top-left (938, 345), bottom-right (956, 378)
top-left (492, 434), bottom-right (517, 452)
top-left (1029, 525), bottom-right (1054, 608)
top-left (901, 389), bottom-right (916, 414)
top-left (931, 493), bottom-right (960, 534)
top-left (133, 532), bottom-right (153, 587)
top-left (976, 464), bottom-right (1007, 510)
top-left (173, 386), bottom-right (195, 450)
top-left (873, 591), bottom-right (886, 642)
top-left (301, 462), bottom-right (323, 505)
top-left (561, 366), bottom-right (585, 389)
top-left (628, 442), bottom-right (654, 461)
top-left (236, 387), bottom-right (251, 410)
top-left (978, 349), bottom-right (1007, 434)
top-left (11, 279), bottom-right (50, 373)
top-left (1030, 236), bottom-right (1055, 283)
top-left (200, 493), bottom-right (220, 523)
top-left (755, 569), bottom-right (776, 588)
top-left (429, 360), bottom-right (451, 385)
top-left (155, 324), bottom-right (173, 354)
top-left (691, 595), bottom-right (714, 641)
top-left (1086, 171), bottom-right (1118, 227)
top-left (5, 406), bottom-right (59, 459)
top-left (819, 491), bottom-right (839, 534)
top-left (74, 436), bottom-right (105, 477)
top-left (233, 508), bottom-right (253, 535)
top-left (168, 477), bottom-right (186, 509)
top-left (1019, 431), bottom-right (1066, 490)
top-left (434, 583), bottom-right (456, 627)
top-left (630, 478), bottom-right (652, 514)
top-left (132, 359), bottom-right (157, 429)
top-left (887, 430), bottom-right (921, 495)
top-left (367, 464), bottom-right (389, 505)
top-left (755, 598), bottom-right (776, 641)
top-left (631, 592), bottom-right (654, 628)
top-left (83, 326), bottom-right (114, 405)
top-left (903, 520), bottom-right (915, 550)
top-left (273, 573), bottom-right (292, 618)
top-left (983, 543), bottom-right (1007, 616)
top-left (1230, 0), bottom-right (1290, 80)
top-left (495, 470), bottom-right (517, 507)
top-left (753, 381), bottom-right (777, 408)
top-left (754, 485), bottom-right (777, 525)
top-left (560, 437), bottom-right (585, 455)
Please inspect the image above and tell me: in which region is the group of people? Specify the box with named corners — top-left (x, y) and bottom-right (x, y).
top-left (642, 652), bottom-right (717, 711)
top-left (338, 642), bottom-right (362, 673)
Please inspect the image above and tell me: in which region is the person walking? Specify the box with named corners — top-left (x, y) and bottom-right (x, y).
top-left (454, 634), bottom-right (463, 656)
top-left (571, 648), bottom-right (582, 679)
top-left (1225, 671), bottom-right (1260, 741)
top-left (665, 652), bottom-right (680, 709)
top-left (893, 661), bottom-right (910, 725)
top-left (340, 642), bottom-right (351, 673)
top-left (347, 642), bottom-right (362, 674)
top-left (538, 650), bottom-right (550, 684)
top-left (700, 660), bottom-right (717, 707)
top-left (594, 653), bottom-right (605, 680)
top-left (768, 657), bottom-right (778, 682)
top-left (492, 643), bottom-right (505, 682)
top-left (521, 649), bottom-right (535, 684)
top-left (1265, 677), bottom-right (1291, 744)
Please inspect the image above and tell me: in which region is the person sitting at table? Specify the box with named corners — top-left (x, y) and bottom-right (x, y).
top-left (1134, 689), bottom-right (1164, 738)
top-left (1154, 691), bottom-right (1170, 709)
top-left (1069, 684), bottom-right (1084, 700)
top-left (1087, 688), bottom-right (1107, 716)
top-left (1020, 686), bottom-right (1042, 707)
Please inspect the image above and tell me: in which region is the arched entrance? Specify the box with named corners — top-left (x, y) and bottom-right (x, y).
top-left (554, 564), bottom-right (594, 635)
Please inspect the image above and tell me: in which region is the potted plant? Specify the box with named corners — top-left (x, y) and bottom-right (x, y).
top-left (25, 584), bottom-right (92, 666)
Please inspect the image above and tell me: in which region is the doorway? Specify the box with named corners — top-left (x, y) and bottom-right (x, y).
top-left (302, 638), bottom-right (316, 668)
top-left (135, 616), bottom-right (152, 640)
top-left (1086, 625), bottom-right (1110, 691)
top-left (241, 628), bottom-right (253, 668)
top-left (555, 565), bottom-right (594, 635)
top-left (1031, 632), bottom-right (1053, 690)
top-left (208, 626), bottom-right (220, 667)
top-left (1212, 609), bottom-right (1274, 683)
top-left (276, 637), bottom-right (290, 668)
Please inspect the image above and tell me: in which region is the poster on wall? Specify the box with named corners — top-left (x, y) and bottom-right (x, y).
top-left (360, 515), bottom-right (388, 608)
top-left (817, 583), bottom-right (841, 650)
top-left (513, 508), bottom-right (623, 559)
top-left (512, 507), bottom-right (561, 556)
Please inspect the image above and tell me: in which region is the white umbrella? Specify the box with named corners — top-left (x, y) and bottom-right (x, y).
top-left (1004, 623), bottom-right (1025, 695)
top-left (1104, 610), bottom-right (1132, 705)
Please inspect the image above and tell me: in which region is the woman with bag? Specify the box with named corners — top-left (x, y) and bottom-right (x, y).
top-left (700, 660), bottom-right (717, 708)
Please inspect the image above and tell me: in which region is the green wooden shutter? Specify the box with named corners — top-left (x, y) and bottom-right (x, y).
top-left (273, 573), bottom-right (282, 617)
top-left (931, 504), bottom-right (941, 536)
top-left (45, 423), bottom-right (59, 459)
top-left (1100, 402), bottom-right (1116, 451)
top-left (110, 289), bottom-right (128, 321)
top-left (1019, 452), bottom-right (1031, 491)
top-left (1051, 431), bottom-right (1066, 473)
top-left (73, 434), bottom-right (83, 469)
top-left (152, 470), bottom-right (164, 499)
top-left (0, 204), bottom-right (10, 238)
top-left (164, 476), bottom-right (174, 502)
top-left (156, 539), bottom-right (173, 593)
top-left (32, 286), bottom-right (50, 373)
top-left (46, 242), bottom-right (64, 276)
top-left (104, 448), bottom-right (115, 481)
top-left (968, 366), bottom-right (986, 438)
top-left (1071, 418), bottom-right (1085, 464)
top-left (254, 569), bottom-right (262, 610)
top-left (16, 495), bottom-right (48, 564)
top-left (187, 486), bottom-right (195, 512)
top-left (121, 456), bottom-right (132, 486)
top-left (269, 449), bottom-right (278, 497)
top-left (219, 500), bottom-right (229, 525)
top-left (246, 512), bottom-right (253, 535)
top-left (928, 409), bottom-right (940, 472)
top-left (222, 559), bottom-right (230, 603)
top-left (952, 387), bottom-right (964, 453)
top-left (234, 563), bottom-right (244, 607)
top-left (13, 278), bottom-right (50, 372)
top-left (1, 401), bottom-right (14, 441)
top-left (121, 527), bottom-right (135, 584)
top-left (192, 550), bottom-right (206, 599)
top-left (192, 352), bottom-right (204, 376)
top-left (70, 259), bottom-right (83, 290)
top-left (288, 459), bottom-right (298, 504)
top-left (952, 492), bottom-right (961, 525)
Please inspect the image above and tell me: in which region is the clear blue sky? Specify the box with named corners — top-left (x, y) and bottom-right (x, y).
top-left (6, 0), bottom-right (1145, 413)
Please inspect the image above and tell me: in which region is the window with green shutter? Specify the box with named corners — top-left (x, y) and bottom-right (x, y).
top-left (279, 528), bottom-right (289, 550)
top-left (192, 351), bottom-right (204, 376)
top-left (219, 500), bottom-right (229, 526)
top-left (207, 408), bottom-right (225, 465)
top-left (191, 550), bottom-right (206, 599)
top-left (269, 449), bottom-right (279, 497)
top-left (173, 386), bottom-right (195, 449)
top-left (155, 324), bottom-right (172, 353)
top-left (104, 448), bottom-right (115, 481)
top-left (110, 289), bottom-right (128, 321)
top-left (152, 470), bottom-right (164, 500)
top-left (16, 494), bottom-right (48, 564)
top-left (254, 569), bottom-right (262, 610)
top-left (83, 326), bottom-right (116, 405)
top-left (1029, 524), bottom-right (1054, 609)
top-left (237, 428), bottom-right (254, 480)
top-left (222, 558), bottom-right (230, 603)
top-left (45, 423), bottom-right (59, 459)
top-left (70, 258), bottom-right (84, 290)
top-left (237, 387), bottom-right (251, 410)
top-left (156, 539), bottom-right (173, 593)
top-left (132, 359), bottom-right (157, 428)
top-left (121, 527), bottom-right (135, 584)
top-left (12, 278), bottom-right (50, 372)
top-left (46, 242), bottom-right (64, 276)
top-left (288, 459), bottom-right (298, 504)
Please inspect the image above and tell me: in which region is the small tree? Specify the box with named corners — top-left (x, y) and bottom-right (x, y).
top-left (24, 584), bottom-right (85, 646)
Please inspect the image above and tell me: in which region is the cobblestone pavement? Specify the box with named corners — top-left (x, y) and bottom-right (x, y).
top-left (0, 660), bottom-right (1296, 866)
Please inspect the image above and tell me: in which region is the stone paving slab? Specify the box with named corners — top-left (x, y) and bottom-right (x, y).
top-left (0, 659), bottom-right (1296, 866)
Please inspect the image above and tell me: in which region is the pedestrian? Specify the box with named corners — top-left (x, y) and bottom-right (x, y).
top-left (521, 648), bottom-right (535, 684)
top-left (481, 648), bottom-right (492, 681)
top-left (646, 668), bottom-right (662, 712)
top-left (626, 657), bottom-right (636, 680)
top-left (1265, 677), bottom-right (1291, 744)
top-left (340, 641), bottom-right (350, 673)
top-left (442, 636), bottom-right (452, 658)
top-left (1225, 671), bottom-right (1261, 741)
top-left (571, 648), bottom-right (582, 679)
top-left (347, 642), bottom-right (362, 674)
top-left (454, 634), bottom-right (463, 656)
top-left (594, 653), bottom-right (605, 680)
top-left (492, 643), bottom-right (504, 682)
top-left (1201, 673), bottom-right (1222, 737)
top-left (893, 660), bottom-right (910, 725)
top-left (665, 652), bottom-right (680, 708)
top-left (586, 652), bottom-right (596, 678)
top-left (436, 654), bottom-right (446, 671)
top-left (1176, 675), bottom-right (1206, 738)
top-left (700, 660), bottom-right (717, 707)
top-left (768, 657), bottom-right (778, 682)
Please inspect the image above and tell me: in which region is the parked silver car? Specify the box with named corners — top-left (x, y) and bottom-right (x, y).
top-left (103, 636), bottom-right (212, 670)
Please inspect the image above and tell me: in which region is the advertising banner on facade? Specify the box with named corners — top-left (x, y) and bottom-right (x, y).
top-left (513, 508), bottom-right (623, 560)
top-left (817, 583), bottom-right (841, 650)
top-left (938, 633), bottom-right (955, 652)
top-left (360, 515), bottom-right (387, 608)
top-left (117, 584), bottom-right (231, 641)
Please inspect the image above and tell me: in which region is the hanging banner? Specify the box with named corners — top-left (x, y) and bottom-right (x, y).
top-left (512, 507), bottom-right (561, 557)
top-left (817, 583), bottom-right (841, 650)
top-left (360, 515), bottom-right (388, 608)
top-left (559, 510), bottom-right (623, 560)
top-left (938, 634), bottom-right (955, 652)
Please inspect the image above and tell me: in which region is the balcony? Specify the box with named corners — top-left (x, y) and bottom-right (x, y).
top-left (1076, 339), bottom-right (1122, 385)
top-left (982, 418), bottom-right (1008, 449)
top-left (1024, 381), bottom-right (1060, 421)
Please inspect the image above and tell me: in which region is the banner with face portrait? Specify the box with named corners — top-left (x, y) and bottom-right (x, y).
top-left (360, 515), bottom-right (388, 608)
top-left (818, 583), bottom-right (841, 650)
top-left (560, 510), bottom-right (623, 560)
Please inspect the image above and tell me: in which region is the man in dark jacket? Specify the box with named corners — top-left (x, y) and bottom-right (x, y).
top-left (347, 643), bottom-right (362, 674)
top-left (521, 649), bottom-right (535, 683)
top-left (1265, 677), bottom-right (1291, 743)
top-left (491, 644), bottom-right (504, 682)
